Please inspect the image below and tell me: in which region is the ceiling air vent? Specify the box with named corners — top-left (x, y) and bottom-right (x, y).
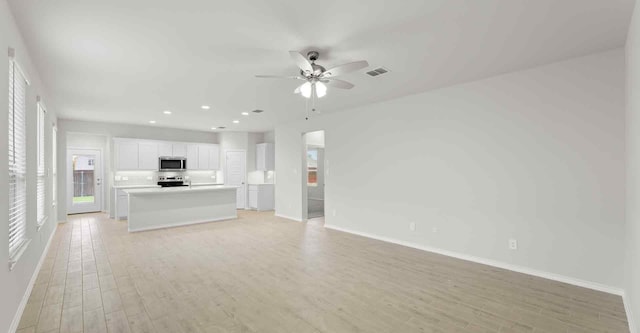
top-left (217, 126), bottom-right (226, 129)
top-left (366, 67), bottom-right (389, 77)
top-left (252, 109), bottom-right (264, 114)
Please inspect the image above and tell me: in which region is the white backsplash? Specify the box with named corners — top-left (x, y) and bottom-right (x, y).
top-left (113, 170), bottom-right (218, 187)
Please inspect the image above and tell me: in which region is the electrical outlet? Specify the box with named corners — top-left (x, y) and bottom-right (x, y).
top-left (432, 227), bottom-right (438, 233)
top-left (114, 175), bottom-right (122, 181)
top-left (409, 222), bottom-right (416, 231)
top-left (122, 176), bottom-right (129, 181)
top-left (146, 176), bottom-right (152, 180)
top-left (509, 239), bottom-right (518, 250)
top-left (332, 209), bottom-right (337, 217)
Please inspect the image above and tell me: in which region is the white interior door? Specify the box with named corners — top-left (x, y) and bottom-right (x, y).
top-left (225, 150), bottom-right (246, 209)
top-left (67, 149), bottom-right (102, 214)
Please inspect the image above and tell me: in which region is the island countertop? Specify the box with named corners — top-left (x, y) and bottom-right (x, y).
top-left (123, 185), bottom-right (237, 195)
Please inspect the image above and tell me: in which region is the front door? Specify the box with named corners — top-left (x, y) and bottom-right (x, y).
top-left (67, 149), bottom-right (102, 214)
top-left (225, 150), bottom-right (246, 209)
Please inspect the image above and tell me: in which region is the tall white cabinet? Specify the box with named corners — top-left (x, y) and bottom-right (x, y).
top-left (256, 143), bottom-right (275, 171)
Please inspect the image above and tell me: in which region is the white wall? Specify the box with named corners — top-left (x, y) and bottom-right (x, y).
top-left (305, 131), bottom-right (324, 148)
top-left (57, 119), bottom-right (219, 221)
top-left (263, 130), bottom-right (275, 144)
top-left (0, 2), bottom-right (59, 332)
top-left (626, 1), bottom-right (640, 330)
top-left (275, 49), bottom-right (625, 289)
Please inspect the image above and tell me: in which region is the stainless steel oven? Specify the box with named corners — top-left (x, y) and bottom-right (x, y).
top-left (158, 157), bottom-right (187, 172)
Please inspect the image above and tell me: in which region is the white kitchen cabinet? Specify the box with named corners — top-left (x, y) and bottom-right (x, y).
top-left (208, 145), bottom-right (220, 170)
top-left (256, 143), bottom-right (275, 171)
top-left (115, 141), bottom-right (139, 170)
top-left (248, 184), bottom-right (274, 211)
top-left (186, 144), bottom-right (199, 170)
top-left (138, 142), bottom-right (159, 170)
top-left (198, 145), bottom-right (210, 170)
top-left (114, 138), bottom-right (219, 171)
top-left (116, 190), bottom-right (128, 219)
top-left (158, 142), bottom-right (173, 157)
top-left (196, 144), bottom-right (220, 170)
top-left (172, 143), bottom-right (187, 157)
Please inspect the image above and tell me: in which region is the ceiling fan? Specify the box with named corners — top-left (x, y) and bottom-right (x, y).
top-left (256, 51), bottom-right (369, 99)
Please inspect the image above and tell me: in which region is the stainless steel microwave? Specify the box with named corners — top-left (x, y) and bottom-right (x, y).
top-left (158, 156), bottom-right (187, 171)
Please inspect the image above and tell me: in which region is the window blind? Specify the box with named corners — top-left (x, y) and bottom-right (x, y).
top-left (52, 126), bottom-right (57, 207)
top-left (8, 60), bottom-right (28, 261)
top-left (37, 102), bottom-right (46, 227)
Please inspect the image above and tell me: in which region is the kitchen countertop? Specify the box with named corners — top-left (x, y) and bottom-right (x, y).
top-left (123, 185), bottom-right (238, 195)
top-left (191, 182), bottom-right (224, 186)
top-left (113, 185), bottom-right (161, 189)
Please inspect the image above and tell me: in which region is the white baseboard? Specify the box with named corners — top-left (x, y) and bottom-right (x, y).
top-left (275, 213), bottom-right (303, 222)
top-left (623, 292), bottom-right (637, 333)
top-left (9, 227), bottom-right (56, 333)
top-left (128, 215), bottom-right (238, 233)
top-left (324, 224), bottom-right (624, 296)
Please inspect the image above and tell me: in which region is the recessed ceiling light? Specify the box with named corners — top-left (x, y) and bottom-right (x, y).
top-left (233, 120), bottom-right (239, 124)
top-left (149, 120), bottom-right (156, 124)
top-left (241, 112), bottom-right (249, 116)
top-left (201, 105), bottom-right (210, 110)
top-left (163, 110), bottom-right (171, 115)
top-left (211, 127), bottom-right (217, 130)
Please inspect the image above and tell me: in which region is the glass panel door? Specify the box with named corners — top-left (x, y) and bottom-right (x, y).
top-left (67, 149), bottom-right (102, 214)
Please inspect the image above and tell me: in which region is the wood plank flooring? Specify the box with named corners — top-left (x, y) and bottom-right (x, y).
top-left (17, 211), bottom-right (628, 332)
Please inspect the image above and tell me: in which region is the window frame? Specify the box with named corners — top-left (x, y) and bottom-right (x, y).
top-left (8, 51), bottom-right (32, 270)
top-left (36, 100), bottom-right (47, 230)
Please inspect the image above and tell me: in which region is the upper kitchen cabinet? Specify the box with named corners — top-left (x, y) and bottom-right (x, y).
top-left (197, 145), bottom-right (209, 170)
top-left (138, 142), bottom-right (159, 170)
top-left (256, 143), bottom-right (275, 171)
top-left (186, 144), bottom-right (199, 170)
top-left (114, 138), bottom-right (220, 171)
top-left (115, 140), bottom-right (139, 170)
top-left (158, 142), bottom-right (173, 157)
top-left (208, 145), bottom-right (220, 170)
top-left (196, 144), bottom-right (220, 170)
top-left (172, 143), bottom-right (187, 157)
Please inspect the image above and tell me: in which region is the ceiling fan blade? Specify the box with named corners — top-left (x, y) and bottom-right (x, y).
top-left (322, 60), bottom-right (369, 78)
top-left (289, 51), bottom-right (313, 73)
top-left (255, 75), bottom-right (304, 80)
top-left (324, 78), bottom-right (355, 89)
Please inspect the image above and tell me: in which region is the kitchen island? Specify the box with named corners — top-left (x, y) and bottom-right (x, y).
top-left (123, 185), bottom-right (238, 232)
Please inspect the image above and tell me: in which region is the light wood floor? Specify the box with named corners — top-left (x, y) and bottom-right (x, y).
top-left (17, 211), bottom-right (628, 333)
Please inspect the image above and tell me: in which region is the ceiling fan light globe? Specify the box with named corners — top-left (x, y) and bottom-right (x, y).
top-left (300, 82), bottom-right (312, 98)
top-left (315, 82), bottom-right (327, 98)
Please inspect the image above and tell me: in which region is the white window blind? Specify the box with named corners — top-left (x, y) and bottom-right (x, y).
top-left (52, 125), bottom-right (57, 208)
top-left (8, 59), bottom-right (29, 266)
top-left (37, 102), bottom-right (47, 228)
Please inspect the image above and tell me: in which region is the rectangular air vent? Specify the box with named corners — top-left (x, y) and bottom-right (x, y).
top-left (217, 126), bottom-right (226, 129)
top-left (366, 67), bottom-right (389, 77)
top-left (252, 109), bottom-right (264, 113)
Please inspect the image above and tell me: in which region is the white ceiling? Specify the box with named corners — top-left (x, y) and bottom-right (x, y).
top-left (8, 0), bottom-right (635, 132)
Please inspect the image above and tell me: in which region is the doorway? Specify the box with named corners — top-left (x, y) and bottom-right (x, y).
top-left (67, 149), bottom-right (103, 214)
top-left (225, 150), bottom-right (247, 209)
top-left (304, 130), bottom-right (325, 220)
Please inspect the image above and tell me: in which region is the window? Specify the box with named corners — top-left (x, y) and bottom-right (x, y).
top-left (8, 56), bottom-right (30, 269)
top-left (52, 125), bottom-right (57, 208)
top-left (36, 101), bottom-right (47, 229)
top-left (307, 149), bottom-right (318, 186)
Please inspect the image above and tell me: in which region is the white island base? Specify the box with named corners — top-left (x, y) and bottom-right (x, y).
top-left (124, 186), bottom-right (238, 232)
